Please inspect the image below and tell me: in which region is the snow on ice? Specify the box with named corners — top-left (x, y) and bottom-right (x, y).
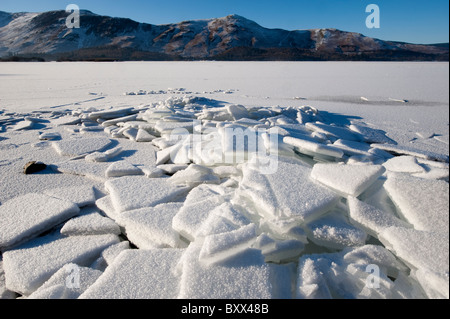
top-left (0, 63), bottom-right (449, 300)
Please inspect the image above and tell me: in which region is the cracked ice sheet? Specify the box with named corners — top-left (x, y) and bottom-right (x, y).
top-left (80, 249), bottom-right (184, 299)
top-left (239, 156), bottom-right (339, 223)
top-left (2, 233), bottom-right (119, 296)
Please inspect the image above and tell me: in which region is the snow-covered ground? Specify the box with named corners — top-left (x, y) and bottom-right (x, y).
top-left (0, 62), bottom-right (448, 299)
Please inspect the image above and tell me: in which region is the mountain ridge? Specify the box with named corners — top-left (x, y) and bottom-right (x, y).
top-left (0, 10), bottom-right (448, 61)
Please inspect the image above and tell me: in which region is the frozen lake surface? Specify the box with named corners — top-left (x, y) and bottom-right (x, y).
top-left (0, 62), bottom-right (448, 299)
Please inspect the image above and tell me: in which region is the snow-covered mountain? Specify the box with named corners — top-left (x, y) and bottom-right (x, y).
top-left (0, 10), bottom-right (448, 61)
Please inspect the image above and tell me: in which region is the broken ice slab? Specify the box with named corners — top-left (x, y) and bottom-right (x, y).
top-left (162, 115), bottom-right (197, 123)
top-left (105, 176), bottom-right (189, 213)
top-left (142, 108), bottom-right (174, 122)
top-left (172, 184), bottom-right (233, 242)
top-left (52, 160), bottom-right (111, 182)
top-left (60, 213), bottom-right (121, 237)
top-left (306, 122), bottom-right (365, 142)
top-left (135, 129), bottom-right (156, 142)
top-left (379, 226), bottom-right (449, 299)
top-left (219, 125), bottom-right (267, 164)
top-left (116, 121), bottom-right (158, 134)
top-left (414, 268), bottom-right (449, 299)
top-left (233, 118), bottom-right (263, 127)
top-left (2, 233), bottom-right (119, 296)
top-left (383, 173), bottom-right (449, 233)
top-left (154, 120), bottom-right (194, 135)
top-left (196, 202), bottom-right (251, 239)
top-left (121, 127), bottom-right (139, 141)
top-left (42, 185), bottom-right (97, 208)
top-left (80, 126), bottom-right (104, 134)
top-left (105, 160), bottom-right (143, 178)
top-left (347, 197), bottom-right (411, 239)
top-left (27, 264), bottom-right (103, 299)
top-left (199, 224), bottom-right (258, 266)
top-left (382, 156), bottom-right (426, 174)
top-left (51, 116), bottom-right (81, 126)
top-left (168, 164), bottom-right (220, 187)
top-left (12, 120), bottom-right (35, 131)
top-left (371, 143), bottom-right (449, 163)
top-left (80, 249), bottom-right (185, 299)
top-left (277, 124), bottom-right (317, 139)
top-left (101, 241), bottom-right (130, 266)
top-left (52, 137), bottom-right (113, 157)
top-left (226, 104), bottom-right (250, 121)
top-left (95, 196), bottom-right (121, 223)
top-left (0, 193), bottom-right (80, 251)
top-left (1, 260), bottom-right (16, 299)
top-left (85, 146), bottom-right (123, 163)
top-left (101, 114), bottom-right (138, 127)
top-left (88, 107), bottom-right (137, 121)
top-left (178, 241), bottom-right (294, 299)
top-left (412, 166), bottom-right (449, 181)
top-left (333, 139), bottom-right (393, 159)
top-left (380, 227), bottom-right (449, 274)
top-left (120, 203), bottom-right (184, 249)
top-left (197, 108), bottom-right (234, 122)
top-left (239, 156), bottom-right (339, 223)
top-left (258, 217), bottom-right (308, 243)
top-left (157, 164), bottom-right (189, 174)
top-left (141, 166), bottom-right (165, 178)
top-left (283, 136), bottom-right (344, 160)
top-left (311, 163), bottom-right (385, 197)
top-left (155, 143), bottom-right (183, 165)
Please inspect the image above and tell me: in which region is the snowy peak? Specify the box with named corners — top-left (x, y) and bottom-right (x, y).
top-left (0, 10), bottom-right (448, 61)
top-left (220, 14), bottom-right (262, 26)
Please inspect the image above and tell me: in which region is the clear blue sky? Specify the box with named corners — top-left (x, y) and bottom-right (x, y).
top-left (1, 0), bottom-right (448, 44)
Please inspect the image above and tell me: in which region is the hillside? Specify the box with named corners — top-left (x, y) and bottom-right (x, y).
top-left (0, 10), bottom-right (448, 61)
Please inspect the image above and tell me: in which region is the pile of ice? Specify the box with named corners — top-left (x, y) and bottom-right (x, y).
top-left (124, 88), bottom-right (237, 96)
top-left (0, 95), bottom-right (448, 299)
